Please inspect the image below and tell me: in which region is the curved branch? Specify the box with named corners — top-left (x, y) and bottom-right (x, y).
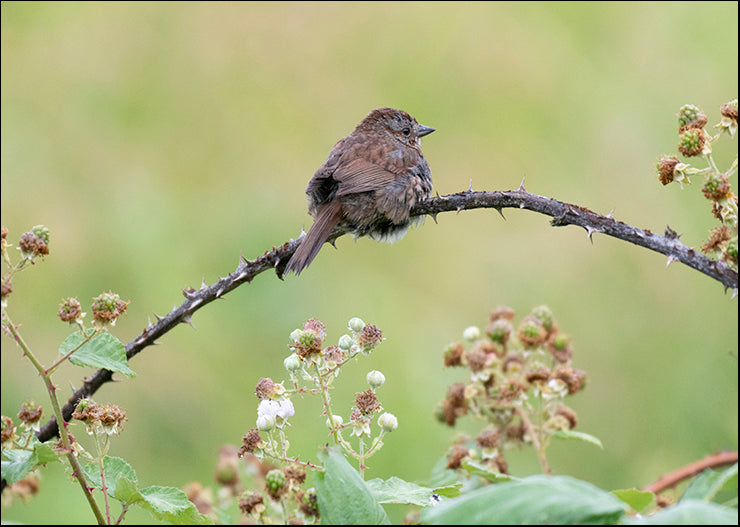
top-left (642, 451), bottom-right (738, 494)
top-left (412, 188), bottom-right (738, 291)
top-left (34, 188), bottom-right (738, 444)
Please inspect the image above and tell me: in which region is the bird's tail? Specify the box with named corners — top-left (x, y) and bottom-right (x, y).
top-left (284, 201), bottom-right (342, 275)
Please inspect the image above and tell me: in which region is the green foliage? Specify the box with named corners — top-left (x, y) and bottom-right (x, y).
top-left (420, 474), bottom-right (627, 525)
top-left (623, 500), bottom-right (738, 525)
top-left (1, 439), bottom-right (57, 484)
top-left (314, 448), bottom-right (391, 525)
top-left (60, 330), bottom-right (135, 377)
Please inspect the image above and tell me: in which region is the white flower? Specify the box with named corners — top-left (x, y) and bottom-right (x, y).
top-left (257, 398), bottom-right (295, 427)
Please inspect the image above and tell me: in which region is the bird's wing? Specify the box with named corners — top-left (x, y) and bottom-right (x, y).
top-left (332, 157), bottom-right (403, 196)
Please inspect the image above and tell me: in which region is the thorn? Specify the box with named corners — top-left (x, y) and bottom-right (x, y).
top-left (154, 313), bottom-right (164, 322)
top-left (665, 255), bottom-right (678, 268)
top-left (731, 288), bottom-right (738, 300)
top-left (147, 316), bottom-right (153, 327)
top-left (456, 206), bottom-right (464, 214)
top-left (468, 179), bottom-right (473, 192)
top-left (328, 239), bottom-right (338, 249)
top-left (430, 213), bottom-right (438, 224)
top-left (435, 190), bottom-right (440, 198)
top-left (606, 209), bottom-right (614, 219)
top-left (201, 277), bottom-right (207, 289)
top-left (518, 176), bottom-right (526, 191)
top-left (495, 207), bottom-right (506, 220)
top-left (181, 314), bottom-right (195, 328)
top-left (585, 226), bottom-right (597, 243)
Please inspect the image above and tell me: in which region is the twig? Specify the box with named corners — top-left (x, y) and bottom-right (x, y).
top-left (642, 451), bottom-right (738, 494)
top-left (33, 188), bottom-right (738, 445)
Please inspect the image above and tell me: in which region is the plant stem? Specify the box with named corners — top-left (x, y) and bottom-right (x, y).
top-left (516, 407), bottom-right (550, 475)
top-left (313, 363), bottom-right (340, 444)
top-left (3, 314), bottom-right (106, 524)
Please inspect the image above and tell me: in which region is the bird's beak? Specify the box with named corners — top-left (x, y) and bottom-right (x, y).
top-left (417, 125), bottom-right (436, 137)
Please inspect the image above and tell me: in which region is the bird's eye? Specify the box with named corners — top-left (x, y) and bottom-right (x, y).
top-left (402, 127), bottom-right (411, 136)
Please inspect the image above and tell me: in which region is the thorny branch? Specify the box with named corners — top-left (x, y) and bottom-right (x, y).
top-left (33, 187), bottom-right (738, 445)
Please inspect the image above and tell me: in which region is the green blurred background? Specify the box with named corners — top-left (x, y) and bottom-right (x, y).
top-left (1, 1), bottom-right (737, 524)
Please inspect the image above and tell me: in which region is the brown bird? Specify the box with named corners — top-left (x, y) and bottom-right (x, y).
top-left (285, 107), bottom-right (435, 274)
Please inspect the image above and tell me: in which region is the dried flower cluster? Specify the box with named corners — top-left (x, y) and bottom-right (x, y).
top-left (437, 305), bottom-right (587, 475)
top-left (655, 101), bottom-right (738, 271)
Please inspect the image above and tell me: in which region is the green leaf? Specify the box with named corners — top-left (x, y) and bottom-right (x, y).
top-left (137, 485), bottom-right (212, 525)
top-left (428, 454), bottom-right (460, 487)
top-left (682, 464), bottom-right (738, 503)
top-left (1, 441), bottom-right (59, 484)
top-left (612, 488), bottom-right (655, 512)
top-left (60, 330), bottom-right (135, 377)
top-left (421, 474), bottom-right (626, 525)
top-left (367, 476), bottom-right (441, 506)
top-left (623, 499), bottom-right (737, 525)
top-left (433, 483), bottom-right (463, 499)
top-left (314, 447), bottom-right (390, 524)
top-left (552, 430), bottom-right (604, 449)
top-left (82, 456), bottom-right (137, 498)
top-left (462, 460), bottom-right (517, 483)
top-left (114, 476), bottom-right (141, 503)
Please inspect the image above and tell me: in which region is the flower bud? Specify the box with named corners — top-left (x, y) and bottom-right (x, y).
top-left (283, 353), bottom-right (302, 372)
top-left (256, 414), bottom-right (275, 432)
top-left (462, 326), bottom-right (481, 341)
top-left (289, 328), bottom-right (302, 342)
top-left (338, 334), bottom-right (353, 350)
top-left (366, 370), bottom-right (386, 389)
top-left (378, 412), bottom-right (398, 431)
top-left (348, 317), bottom-right (366, 332)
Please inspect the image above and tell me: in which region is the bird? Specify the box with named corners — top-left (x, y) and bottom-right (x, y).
top-left (284, 107), bottom-right (435, 275)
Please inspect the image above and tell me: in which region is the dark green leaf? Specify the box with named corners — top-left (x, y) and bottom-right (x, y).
top-left (624, 499), bottom-right (737, 525)
top-left (421, 475), bottom-right (626, 525)
top-left (315, 447), bottom-right (390, 525)
top-left (60, 330), bottom-right (135, 377)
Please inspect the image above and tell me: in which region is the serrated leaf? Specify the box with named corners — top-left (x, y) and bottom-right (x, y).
top-left (315, 447), bottom-right (390, 524)
top-left (60, 330), bottom-right (135, 377)
top-left (114, 476), bottom-right (141, 503)
top-left (623, 499), bottom-right (737, 525)
top-left (421, 474), bottom-right (626, 525)
top-left (137, 485), bottom-right (211, 525)
top-left (612, 488), bottom-right (654, 512)
top-left (682, 464), bottom-right (738, 503)
top-left (552, 430), bottom-right (603, 449)
top-left (462, 460), bottom-right (517, 483)
top-left (1, 449), bottom-right (35, 484)
top-left (367, 476), bottom-right (439, 506)
top-left (1, 441), bottom-right (59, 484)
top-left (82, 456), bottom-right (137, 498)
